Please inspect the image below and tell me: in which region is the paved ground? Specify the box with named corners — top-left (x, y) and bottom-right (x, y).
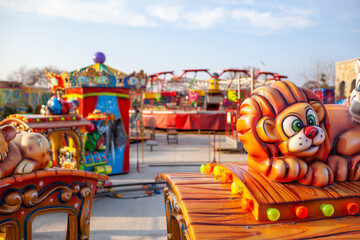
top-left (32, 132), bottom-right (247, 240)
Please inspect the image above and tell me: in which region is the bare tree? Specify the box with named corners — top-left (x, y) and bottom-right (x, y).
top-left (7, 66), bottom-right (26, 83)
top-left (302, 80), bottom-right (320, 91)
top-left (7, 65), bottom-right (64, 88)
top-left (299, 56), bottom-right (336, 88)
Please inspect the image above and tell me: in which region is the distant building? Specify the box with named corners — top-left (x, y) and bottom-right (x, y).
top-left (0, 81), bottom-right (52, 112)
top-left (0, 81), bottom-right (23, 88)
top-left (335, 58), bottom-right (358, 100)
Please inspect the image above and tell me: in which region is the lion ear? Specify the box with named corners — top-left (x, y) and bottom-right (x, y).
top-left (0, 125), bottom-right (17, 142)
top-left (310, 101), bottom-right (325, 122)
top-left (256, 116), bottom-right (281, 143)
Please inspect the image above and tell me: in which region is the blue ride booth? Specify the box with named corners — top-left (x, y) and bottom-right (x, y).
top-left (63, 52), bottom-right (134, 174)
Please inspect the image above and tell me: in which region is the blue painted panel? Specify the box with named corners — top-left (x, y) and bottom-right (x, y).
top-left (95, 95), bottom-right (120, 118)
top-left (106, 144), bottom-right (125, 174)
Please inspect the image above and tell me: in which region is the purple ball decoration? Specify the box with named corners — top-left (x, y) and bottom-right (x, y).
top-left (93, 52), bottom-right (106, 64)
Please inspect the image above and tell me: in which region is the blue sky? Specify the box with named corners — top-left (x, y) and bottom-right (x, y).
top-left (0, 0), bottom-right (359, 86)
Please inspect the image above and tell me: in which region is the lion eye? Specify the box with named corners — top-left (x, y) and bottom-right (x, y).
top-left (307, 115), bottom-right (316, 125)
top-left (282, 116), bottom-right (303, 137)
top-left (292, 119), bottom-right (304, 132)
top-left (306, 109), bottom-right (318, 126)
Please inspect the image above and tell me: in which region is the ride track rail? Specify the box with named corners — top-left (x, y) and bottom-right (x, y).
top-left (95, 181), bottom-right (166, 198)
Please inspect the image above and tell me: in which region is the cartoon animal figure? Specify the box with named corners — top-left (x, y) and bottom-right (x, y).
top-left (189, 89), bottom-right (199, 106)
top-left (326, 58), bottom-right (360, 182)
top-left (58, 148), bottom-right (67, 166)
top-left (45, 70), bottom-right (66, 92)
top-left (0, 125), bottom-right (52, 178)
top-left (237, 80), bottom-right (360, 187)
top-left (85, 131), bottom-right (104, 152)
top-left (349, 58), bottom-right (360, 124)
top-left (43, 96), bottom-right (79, 115)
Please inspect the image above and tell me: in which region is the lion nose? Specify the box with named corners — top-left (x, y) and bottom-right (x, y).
top-left (304, 126), bottom-right (318, 139)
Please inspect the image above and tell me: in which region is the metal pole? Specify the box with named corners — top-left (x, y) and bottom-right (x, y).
top-left (250, 68), bottom-right (254, 93)
top-left (141, 138), bottom-right (144, 164)
top-left (237, 73), bottom-right (241, 107)
top-left (218, 134), bottom-right (221, 163)
top-left (208, 132), bottom-right (211, 162)
top-left (136, 125), bottom-right (139, 173)
top-left (140, 82), bottom-right (145, 165)
top-left (213, 131), bottom-right (216, 163)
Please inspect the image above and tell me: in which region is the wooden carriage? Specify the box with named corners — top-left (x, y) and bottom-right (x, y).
top-left (156, 162), bottom-right (360, 239)
top-left (0, 169), bottom-right (108, 240)
top-left (0, 114), bottom-right (92, 170)
top-left (0, 123), bottom-right (109, 239)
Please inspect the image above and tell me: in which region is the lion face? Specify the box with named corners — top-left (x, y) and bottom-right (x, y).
top-left (275, 103), bottom-right (326, 161)
top-left (238, 81), bottom-right (333, 185)
top-left (0, 133), bottom-right (9, 161)
top-left (245, 82), bottom-right (331, 166)
top-left (0, 125), bottom-right (17, 161)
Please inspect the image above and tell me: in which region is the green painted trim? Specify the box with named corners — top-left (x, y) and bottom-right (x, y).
top-left (63, 92), bottom-right (129, 99)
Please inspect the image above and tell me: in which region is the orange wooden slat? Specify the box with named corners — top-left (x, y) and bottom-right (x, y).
top-left (190, 216), bottom-right (360, 239)
top-left (159, 167), bottom-right (360, 239)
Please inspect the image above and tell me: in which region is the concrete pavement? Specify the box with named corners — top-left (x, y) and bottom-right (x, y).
top-left (32, 132), bottom-right (247, 239)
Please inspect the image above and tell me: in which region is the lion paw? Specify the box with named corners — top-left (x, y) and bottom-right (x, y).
top-left (267, 157), bottom-right (308, 182)
top-left (349, 154), bottom-right (360, 181)
top-left (14, 160), bottom-right (35, 174)
top-left (327, 155), bottom-right (349, 181)
top-left (297, 161), bottom-right (334, 187)
top-left (327, 154), bottom-right (360, 181)
top-left (0, 150), bottom-right (7, 162)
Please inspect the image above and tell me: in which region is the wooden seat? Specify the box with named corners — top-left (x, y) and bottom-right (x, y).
top-left (146, 140), bottom-right (159, 151)
top-left (0, 168), bottom-right (108, 240)
top-left (166, 125), bottom-right (178, 144)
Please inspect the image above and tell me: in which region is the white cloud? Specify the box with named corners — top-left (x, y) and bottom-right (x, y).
top-left (147, 5), bottom-right (225, 30)
top-left (0, 0), bottom-right (315, 32)
top-left (205, 0), bottom-right (255, 5)
top-left (183, 7), bottom-right (225, 29)
top-left (0, 0), bottom-right (155, 27)
top-left (232, 8), bottom-right (313, 30)
top-left (147, 5), bottom-right (183, 22)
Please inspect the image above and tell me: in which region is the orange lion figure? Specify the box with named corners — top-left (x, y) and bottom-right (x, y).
top-left (0, 125), bottom-right (52, 178)
top-left (237, 79), bottom-right (360, 188)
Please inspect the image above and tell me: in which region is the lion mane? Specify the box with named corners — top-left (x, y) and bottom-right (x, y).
top-left (0, 126), bottom-right (13, 161)
top-left (237, 81), bottom-right (332, 185)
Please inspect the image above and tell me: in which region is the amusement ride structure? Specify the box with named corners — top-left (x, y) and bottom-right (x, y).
top-left (0, 51), bottom-right (359, 240)
top-left (156, 58), bottom-right (360, 238)
top-left (0, 52), bottom-right (147, 176)
top-left (140, 68), bottom-right (288, 131)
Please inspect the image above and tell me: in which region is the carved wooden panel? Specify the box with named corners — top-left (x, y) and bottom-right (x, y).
top-left (0, 169), bottom-right (108, 240)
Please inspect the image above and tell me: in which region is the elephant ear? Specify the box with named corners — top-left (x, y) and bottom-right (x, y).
top-left (355, 58), bottom-right (360, 75)
top-left (0, 125), bottom-right (17, 142)
top-left (355, 58), bottom-right (360, 88)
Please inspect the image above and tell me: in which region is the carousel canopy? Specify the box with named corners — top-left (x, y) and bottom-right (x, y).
top-left (67, 52), bottom-right (128, 88)
top-left (45, 52), bottom-right (147, 92)
top-left (71, 62), bottom-right (127, 76)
